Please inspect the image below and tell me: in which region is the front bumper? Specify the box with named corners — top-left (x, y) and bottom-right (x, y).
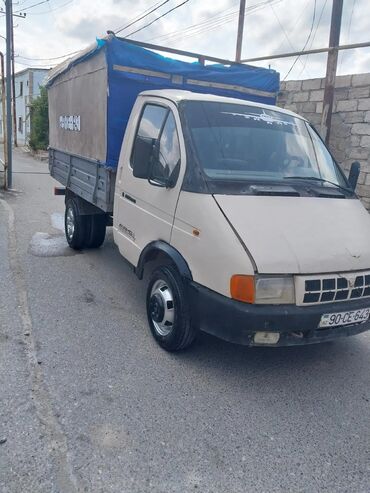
top-left (188, 282), bottom-right (370, 346)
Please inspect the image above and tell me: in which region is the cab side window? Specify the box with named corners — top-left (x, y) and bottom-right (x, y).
top-left (131, 104), bottom-right (168, 175)
top-left (131, 104), bottom-right (181, 186)
top-left (151, 112), bottom-right (181, 183)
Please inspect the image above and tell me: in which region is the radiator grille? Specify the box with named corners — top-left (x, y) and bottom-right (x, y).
top-left (296, 272), bottom-right (370, 305)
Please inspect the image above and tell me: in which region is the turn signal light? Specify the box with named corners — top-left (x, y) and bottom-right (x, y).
top-left (230, 275), bottom-right (255, 303)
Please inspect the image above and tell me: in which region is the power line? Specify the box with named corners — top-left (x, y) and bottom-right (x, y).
top-left (16, 0), bottom-right (42, 7)
top-left (147, 0), bottom-right (279, 45)
top-left (15, 60), bottom-right (53, 67)
top-left (186, 0), bottom-right (281, 43)
top-left (27, 0), bottom-right (74, 15)
top-left (346, 0), bottom-right (357, 41)
top-left (148, 11), bottom-right (239, 43)
top-left (46, 0), bottom-right (57, 22)
top-left (243, 40), bottom-right (370, 63)
top-left (273, 0), bottom-right (310, 53)
top-left (338, 0), bottom-right (357, 70)
top-left (115, 0), bottom-right (170, 35)
top-left (297, 0), bottom-right (328, 78)
top-left (125, 0), bottom-right (191, 38)
top-left (155, 0), bottom-right (278, 44)
top-left (177, 0), bottom-right (281, 43)
top-left (146, 3), bottom-right (240, 43)
top-left (283, 0), bottom-right (317, 80)
top-left (14, 0), bottom-right (50, 13)
top-left (17, 49), bottom-right (81, 61)
top-left (269, 2), bottom-right (310, 77)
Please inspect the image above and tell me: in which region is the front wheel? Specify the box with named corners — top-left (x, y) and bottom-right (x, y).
top-left (146, 265), bottom-right (197, 351)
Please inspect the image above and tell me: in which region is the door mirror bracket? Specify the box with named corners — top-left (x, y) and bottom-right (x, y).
top-left (148, 168), bottom-right (178, 189)
top-left (147, 153), bottom-right (179, 189)
top-left (148, 176), bottom-right (168, 188)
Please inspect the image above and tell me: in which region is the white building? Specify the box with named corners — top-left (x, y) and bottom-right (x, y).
top-left (0, 67), bottom-right (49, 146)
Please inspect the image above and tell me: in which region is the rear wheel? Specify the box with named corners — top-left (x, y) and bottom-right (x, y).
top-left (86, 214), bottom-right (106, 248)
top-left (146, 265), bottom-right (196, 351)
top-left (65, 198), bottom-right (90, 250)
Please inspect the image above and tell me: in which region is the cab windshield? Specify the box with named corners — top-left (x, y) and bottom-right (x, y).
top-left (182, 101), bottom-right (348, 190)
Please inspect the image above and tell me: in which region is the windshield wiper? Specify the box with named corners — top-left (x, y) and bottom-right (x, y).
top-left (284, 176), bottom-right (353, 194)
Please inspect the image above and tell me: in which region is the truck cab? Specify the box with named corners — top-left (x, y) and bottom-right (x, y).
top-left (112, 89), bottom-right (370, 350)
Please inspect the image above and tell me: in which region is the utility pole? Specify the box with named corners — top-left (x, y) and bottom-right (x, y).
top-left (5, 0), bottom-right (12, 189)
top-left (10, 0), bottom-right (17, 147)
top-left (320, 0), bottom-right (344, 144)
top-left (0, 52), bottom-right (8, 189)
top-left (235, 0), bottom-right (246, 62)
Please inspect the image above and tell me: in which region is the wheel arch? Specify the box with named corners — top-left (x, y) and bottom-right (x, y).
top-left (65, 189), bottom-right (106, 216)
top-left (135, 241), bottom-right (193, 281)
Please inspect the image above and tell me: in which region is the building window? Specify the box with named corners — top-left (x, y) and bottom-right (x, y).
top-left (18, 117), bottom-right (23, 134)
top-left (19, 81), bottom-right (23, 97)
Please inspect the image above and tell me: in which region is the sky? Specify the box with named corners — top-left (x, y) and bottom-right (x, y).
top-left (2, 0), bottom-right (369, 81)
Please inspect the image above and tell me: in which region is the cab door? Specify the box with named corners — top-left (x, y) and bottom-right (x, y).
top-left (114, 98), bottom-right (185, 266)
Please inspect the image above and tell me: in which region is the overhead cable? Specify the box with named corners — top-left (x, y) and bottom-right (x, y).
top-left (114, 0), bottom-right (170, 35)
top-left (147, 0), bottom-right (280, 44)
top-left (283, 0), bottom-right (317, 80)
top-left (17, 49), bottom-right (81, 61)
top-left (27, 0), bottom-right (74, 15)
top-left (14, 0), bottom-right (50, 13)
top-left (270, 2), bottom-right (310, 77)
top-left (125, 0), bottom-right (191, 38)
top-left (297, 0), bottom-right (328, 78)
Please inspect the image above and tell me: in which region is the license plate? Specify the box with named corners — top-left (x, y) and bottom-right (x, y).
top-left (319, 308), bottom-right (370, 328)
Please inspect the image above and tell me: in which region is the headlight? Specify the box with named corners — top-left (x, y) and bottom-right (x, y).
top-left (255, 276), bottom-right (295, 304)
top-left (230, 275), bottom-right (295, 304)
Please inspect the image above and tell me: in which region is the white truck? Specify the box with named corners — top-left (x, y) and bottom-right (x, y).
top-left (48, 35), bottom-right (370, 351)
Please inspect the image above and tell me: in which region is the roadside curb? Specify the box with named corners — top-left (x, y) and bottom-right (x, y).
top-left (0, 157), bottom-right (5, 188)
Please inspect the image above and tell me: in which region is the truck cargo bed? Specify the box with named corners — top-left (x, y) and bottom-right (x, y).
top-left (47, 36), bottom-right (279, 213)
top-left (46, 35), bottom-right (279, 171)
top-left (49, 149), bottom-right (115, 213)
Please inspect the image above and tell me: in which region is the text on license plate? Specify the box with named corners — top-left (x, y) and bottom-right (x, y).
top-left (319, 308), bottom-right (370, 328)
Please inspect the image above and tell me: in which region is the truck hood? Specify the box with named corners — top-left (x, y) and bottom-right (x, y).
top-left (214, 195), bottom-right (370, 274)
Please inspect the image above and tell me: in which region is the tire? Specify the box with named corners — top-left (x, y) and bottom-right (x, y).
top-left (146, 265), bottom-right (197, 351)
top-left (86, 214), bottom-right (106, 248)
top-left (64, 198), bottom-right (90, 250)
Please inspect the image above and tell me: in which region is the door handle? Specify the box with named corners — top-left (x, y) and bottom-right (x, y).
top-left (122, 192), bottom-right (136, 204)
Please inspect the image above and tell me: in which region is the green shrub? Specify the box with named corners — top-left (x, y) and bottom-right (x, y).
top-left (28, 86), bottom-right (48, 151)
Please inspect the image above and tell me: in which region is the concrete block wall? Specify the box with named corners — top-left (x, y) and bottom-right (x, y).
top-left (278, 73), bottom-right (370, 210)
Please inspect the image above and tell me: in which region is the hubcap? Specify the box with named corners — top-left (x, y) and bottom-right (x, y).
top-left (66, 207), bottom-right (75, 241)
top-left (149, 280), bottom-right (175, 336)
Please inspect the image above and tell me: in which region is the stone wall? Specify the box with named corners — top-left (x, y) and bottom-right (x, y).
top-left (277, 73), bottom-right (370, 209)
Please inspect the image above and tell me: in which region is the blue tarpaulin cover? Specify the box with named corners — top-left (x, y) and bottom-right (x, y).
top-left (49, 36), bottom-right (279, 169)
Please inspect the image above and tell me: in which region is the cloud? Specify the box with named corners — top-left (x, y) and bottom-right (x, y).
top-left (6, 0), bottom-right (370, 80)
top-left (58, 14), bottom-right (122, 42)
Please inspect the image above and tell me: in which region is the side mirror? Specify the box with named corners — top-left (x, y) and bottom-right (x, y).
top-left (348, 161), bottom-right (360, 190)
top-left (132, 137), bottom-right (155, 179)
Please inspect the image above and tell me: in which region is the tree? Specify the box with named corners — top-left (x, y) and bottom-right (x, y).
top-left (28, 86), bottom-right (48, 151)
